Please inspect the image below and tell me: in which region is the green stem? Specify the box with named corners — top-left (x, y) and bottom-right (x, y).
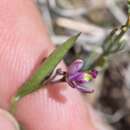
top-left (10, 96), bottom-right (20, 114)
top-left (127, 0), bottom-right (130, 27)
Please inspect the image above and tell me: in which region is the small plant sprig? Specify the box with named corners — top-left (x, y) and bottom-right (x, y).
top-left (10, 0), bottom-right (130, 114)
top-left (83, 0), bottom-right (130, 71)
top-left (10, 33), bottom-right (81, 113)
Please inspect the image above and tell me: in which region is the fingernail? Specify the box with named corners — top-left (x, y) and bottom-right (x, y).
top-left (0, 109), bottom-right (20, 130)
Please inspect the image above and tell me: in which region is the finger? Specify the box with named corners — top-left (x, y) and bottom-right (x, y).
top-left (0, 0), bottom-right (100, 130)
top-left (0, 0), bottom-right (53, 108)
top-left (0, 109), bottom-right (19, 130)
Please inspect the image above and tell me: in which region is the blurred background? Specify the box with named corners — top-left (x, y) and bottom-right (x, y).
top-left (36, 0), bottom-right (130, 130)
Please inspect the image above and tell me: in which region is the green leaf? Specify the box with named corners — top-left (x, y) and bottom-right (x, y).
top-left (127, 0), bottom-right (130, 27)
top-left (102, 25), bottom-right (128, 55)
top-left (15, 33), bottom-right (80, 100)
top-left (82, 51), bottom-right (99, 71)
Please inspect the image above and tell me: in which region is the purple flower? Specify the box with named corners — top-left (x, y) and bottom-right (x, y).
top-left (66, 59), bottom-right (98, 93)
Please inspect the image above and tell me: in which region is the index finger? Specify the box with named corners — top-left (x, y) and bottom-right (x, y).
top-left (0, 0), bottom-right (99, 130)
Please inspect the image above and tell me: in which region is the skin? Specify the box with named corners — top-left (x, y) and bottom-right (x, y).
top-left (0, 0), bottom-right (104, 130)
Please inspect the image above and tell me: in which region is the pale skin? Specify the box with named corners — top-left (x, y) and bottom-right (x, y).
top-left (0, 0), bottom-right (104, 130)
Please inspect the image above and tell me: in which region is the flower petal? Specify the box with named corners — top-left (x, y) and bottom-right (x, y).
top-left (68, 59), bottom-right (84, 75)
top-left (67, 80), bottom-right (77, 88)
top-left (68, 72), bottom-right (83, 81)
top-left (76, 85), bottom-right (94, 93)
top-left (90, 69), bottom-right (98, 78)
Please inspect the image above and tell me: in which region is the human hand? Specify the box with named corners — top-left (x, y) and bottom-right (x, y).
top-left (0, 0), bottom-right (105, 130)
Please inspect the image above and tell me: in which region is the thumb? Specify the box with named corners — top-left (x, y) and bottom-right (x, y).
top-left (0, 109), bottom-right (19, 130)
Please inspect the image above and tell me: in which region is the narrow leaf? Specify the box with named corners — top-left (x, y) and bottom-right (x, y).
top-left (127, 0), bottom-right (130, 27)
top-left (15, 33), bottom-right (80, 100)
top-left (82, 51), bottom-right (99, 71)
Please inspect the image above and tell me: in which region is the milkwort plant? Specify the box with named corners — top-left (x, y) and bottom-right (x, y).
top-left (10, 0), bottom-right (130, 114)
top-left (48, 59), bottom-right (98, 93)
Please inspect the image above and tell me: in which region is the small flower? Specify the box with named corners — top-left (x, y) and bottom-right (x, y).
top-left (66, 59), bottom-right (98, 93)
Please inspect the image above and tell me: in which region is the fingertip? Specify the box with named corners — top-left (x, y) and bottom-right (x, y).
top-left (0, 109), bottom-right (19, 130)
